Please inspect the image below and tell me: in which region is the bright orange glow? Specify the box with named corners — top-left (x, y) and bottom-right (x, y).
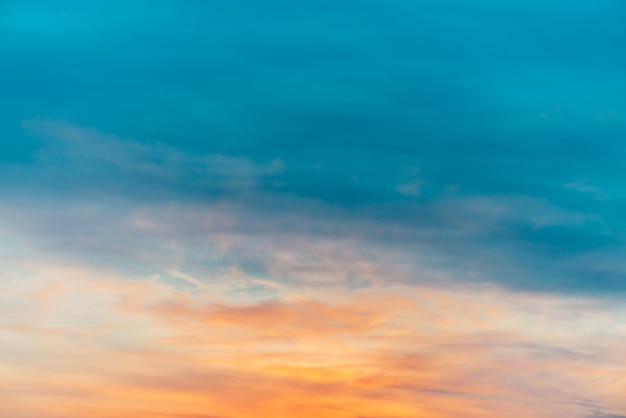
top-left (1, 262), bottom-right (625, 418)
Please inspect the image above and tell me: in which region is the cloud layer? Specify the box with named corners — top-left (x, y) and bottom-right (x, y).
top-left (1, 261), bottom-right (626, 418)
top-left (2, 1), bottom-right (626, 417)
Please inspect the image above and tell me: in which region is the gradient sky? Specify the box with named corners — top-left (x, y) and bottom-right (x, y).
top-left (1, 1), bottom-right (626, 417)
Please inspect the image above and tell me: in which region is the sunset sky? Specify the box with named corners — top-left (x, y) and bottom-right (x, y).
top-left (2, 1), bottom-right (626, 417)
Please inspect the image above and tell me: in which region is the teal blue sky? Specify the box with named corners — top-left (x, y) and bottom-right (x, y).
top-left (2, 0), bottom-right (626, 294)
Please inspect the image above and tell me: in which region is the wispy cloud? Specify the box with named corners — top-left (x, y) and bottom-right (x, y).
top-left (564, 179), bottom-right (608, 200)
top-left (1, 260), bottom-right (625, 418)
top-left (19, 119), bottom-right (285, 193)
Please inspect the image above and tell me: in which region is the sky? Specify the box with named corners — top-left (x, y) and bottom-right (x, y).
top-left (1, 1), bottom-right (626, 417)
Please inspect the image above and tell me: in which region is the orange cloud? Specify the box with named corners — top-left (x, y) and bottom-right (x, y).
top-left (1, 263), bottom-right (625, 418)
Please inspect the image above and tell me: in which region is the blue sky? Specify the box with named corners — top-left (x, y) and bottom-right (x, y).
top-left (2, 3), bottom-right (626, 416)
top-left (3, 0), bottom-right (626, 294)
